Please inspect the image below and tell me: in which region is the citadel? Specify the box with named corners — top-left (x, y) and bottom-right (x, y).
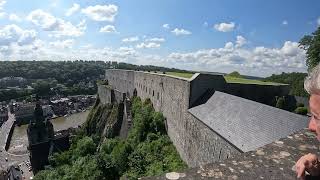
top-left (99, 69), bottom-right (309, 168)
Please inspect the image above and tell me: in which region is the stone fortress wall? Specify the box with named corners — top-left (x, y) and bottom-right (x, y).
top-left (101, 69), bottom-right (293, 167)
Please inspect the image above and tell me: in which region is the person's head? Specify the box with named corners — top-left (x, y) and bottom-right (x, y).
top-left (304, 64), bottom-right (320, 140)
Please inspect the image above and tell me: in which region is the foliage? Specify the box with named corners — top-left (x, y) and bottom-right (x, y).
top-left (224, 76), bottom-right (281, 85)
top-left (297, 103), bottom-right (305, 107)
top-left (35, 97), bottom-right (186, 180)
top-left (264, 72), bottom-right (308, 97)
top-left (294, 107), bottom-right (308, 115)
top-left (227, 71), bottom-right (243, 78)
top-left (275, 96), bottom-right (285, 109)
top-left (165, 72), bottom-right (194, 78)
top-left (35, 137), bottom-right (103, 180)
top-left (299, 27), bottom-right (320, 71)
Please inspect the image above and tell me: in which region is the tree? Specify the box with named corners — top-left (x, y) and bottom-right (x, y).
top-left (294, 107), bottom-right (308, 115)
top-left (276, 96), bottom-right (285, 109)
top-left (227, 71), bottom-right (242, 78)
top-left (299, 26), bottom-right (320, 71)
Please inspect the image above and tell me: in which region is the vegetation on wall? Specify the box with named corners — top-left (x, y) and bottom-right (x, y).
top-left (34, 97), bottom-right (186, 180)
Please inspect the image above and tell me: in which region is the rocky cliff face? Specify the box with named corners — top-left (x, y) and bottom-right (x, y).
top-left (83, 96), bottom-right (124, 142)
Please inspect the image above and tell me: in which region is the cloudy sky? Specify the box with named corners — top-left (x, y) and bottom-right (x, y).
top-left (0, 0), bottom-right (319, 77)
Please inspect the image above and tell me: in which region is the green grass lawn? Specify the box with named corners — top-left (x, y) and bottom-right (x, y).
top-left (224, 76), bottom-right (284, 85)
top-left (165, 72), bottom-right (194, 78)
top-left (164, 71), bottom-right (284, 85)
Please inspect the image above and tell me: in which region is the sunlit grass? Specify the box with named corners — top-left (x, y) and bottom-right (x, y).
top-left (165, 72), bottom-right (194, 78)
top-left (224, 76), bottom-right (284, 85)
top-left (155, 71), bottom-right (284, 85)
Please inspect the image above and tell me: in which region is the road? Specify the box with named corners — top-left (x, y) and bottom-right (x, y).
top-left (0, 108), bottom-right (33, 179)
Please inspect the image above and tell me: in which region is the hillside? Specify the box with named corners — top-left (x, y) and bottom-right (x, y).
top-left (34, 97), bottom-right (186, 180)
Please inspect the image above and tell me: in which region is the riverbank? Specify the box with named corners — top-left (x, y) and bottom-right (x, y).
top-left (6, 110), bottom-right (90, 155)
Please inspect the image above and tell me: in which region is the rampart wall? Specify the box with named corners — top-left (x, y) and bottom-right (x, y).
top-left (225, 83), bottom-right (290, 106)
top-left (102, 69), bottom-right (292, 167)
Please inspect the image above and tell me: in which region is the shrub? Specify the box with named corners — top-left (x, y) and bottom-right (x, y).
top-left (297, 103), bottom-right (305, 107)
top-left (276, 96), bottom-right (285, 109)
top-left (295, 107), bottom-right (308, 115)
top-left (227, 71), bottom-right (242, 78)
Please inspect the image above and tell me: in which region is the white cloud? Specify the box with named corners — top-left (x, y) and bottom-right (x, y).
top-left (235, 35), bottom-right (246, 48)
top-left (224, 42), bottom-right (234, 49)
top-left (50, 0), bottom-right (59, 7)
top-left (171, 28), bottom-right (192, 36)
top-left (27, 9), bottom-right (86, 37)
top-left (136, 42), bottom-right (161, 49)
top-left (27, 9), bottom-right (57, 30)
top-left (81, 4), bottom-right (118, 22)
top-left (99, 25), bottom-right (117, 33)
top-left (49, 39), bottom-right (74, 49)
top-left (282, 20), bottom-right (288, 25)
top-left (0, 0), bottom-right (6, 10)
top-left (167, 40), bottom-right (306, 76)
top-left (281, 41), bottom-right (300, 56)
top-left (145, 37), bottom-right (165, 42)
top-left (0, 12), bottom-right (6, 18)
top-left (214, 22), bottom-right (235, 32)
top-left (122, 36), bottom-right (139, 42)
top-left (9, 14), bottom-right (21, 22)
top-left (163, 24), bottom-right (170, 29)
top-left (0, 24), bottom-right (37, 46)
top-left (65, 3), bottom-right (80, 17)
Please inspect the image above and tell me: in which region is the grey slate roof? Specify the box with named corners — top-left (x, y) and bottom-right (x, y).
top-left (188, 91), bottom-right (309, 152)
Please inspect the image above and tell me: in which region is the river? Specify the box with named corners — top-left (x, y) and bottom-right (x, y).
top-left (7, 110), bottom-right (90, 155)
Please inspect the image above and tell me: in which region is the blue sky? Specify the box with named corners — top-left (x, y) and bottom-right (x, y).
top-left (0, 0), bottom-right (319, 76)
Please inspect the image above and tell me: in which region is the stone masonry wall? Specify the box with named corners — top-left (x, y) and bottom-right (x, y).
top-left (103, 69), bottom-right (241, 167)
top-left (189, 73), bottom-right (227, 108)
top-left (184, 113), bottom-right (241, 167)
top-left (225, 83), bottom-right (290, 106)
top-left (102, 69), bottom-right (292, 168)
top-left (133, 72), bottom-right (191, 163)
top-left (98, 85), bottom-right (112, 105)
top-left (97, 84), bottom-right (125, 104)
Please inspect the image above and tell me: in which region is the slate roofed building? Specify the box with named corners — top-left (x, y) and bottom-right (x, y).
top-left (188, 91), bottom-right (309, 152)
top-left (102, 69), bottom-right (309, 167)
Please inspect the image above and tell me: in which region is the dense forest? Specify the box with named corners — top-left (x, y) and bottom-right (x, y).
top-left (264, 72), bottom-right (308, 97)
top-left (34, 97), bottom-right (186, 180)
top-left (0, 61), bottom-right (188, 81)
top-left (0, 61), bottom-right (188, 101)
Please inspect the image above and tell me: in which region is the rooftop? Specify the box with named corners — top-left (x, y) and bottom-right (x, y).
top-left (188, 91), bottom-right (309, 152)
top-left (142, 129), bottom-right (320, 180)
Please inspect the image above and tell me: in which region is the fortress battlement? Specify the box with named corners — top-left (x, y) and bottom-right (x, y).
top-left (100, 69), bottom-right (308, 168)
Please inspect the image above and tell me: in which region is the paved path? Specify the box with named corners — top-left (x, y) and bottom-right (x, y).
top-left (0, 108), bottom-right (33, 179)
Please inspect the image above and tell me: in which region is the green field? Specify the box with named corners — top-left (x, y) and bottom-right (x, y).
top-left (165, 72), bottom-right (194, 78)
top-left (164, 71), bottom-right (283, 85)
top-left (224, 76), bottom-right (284, 85)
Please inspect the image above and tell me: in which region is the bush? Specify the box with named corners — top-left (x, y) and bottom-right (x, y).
top-left (227, 71), bottom-right (242, 78)
top-left (276, 96), bottom-right (285, 109)
top-left (295, 107), bottom-right (308, 115)
top-left (73, 137), bottom-right (96, 158)
top-left (297, 103), bottom-right (305, 107)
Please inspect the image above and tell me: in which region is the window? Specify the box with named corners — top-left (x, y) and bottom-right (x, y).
top-left (152, 90), bottom-right (154, 96)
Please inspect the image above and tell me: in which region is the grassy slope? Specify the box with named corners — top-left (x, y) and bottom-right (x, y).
top-left (164, 71), bottom-right (283, 85)
top-left (165, 72), bottom-right (194, 79)
top-left (224, 76), bottom-right (284, 85)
